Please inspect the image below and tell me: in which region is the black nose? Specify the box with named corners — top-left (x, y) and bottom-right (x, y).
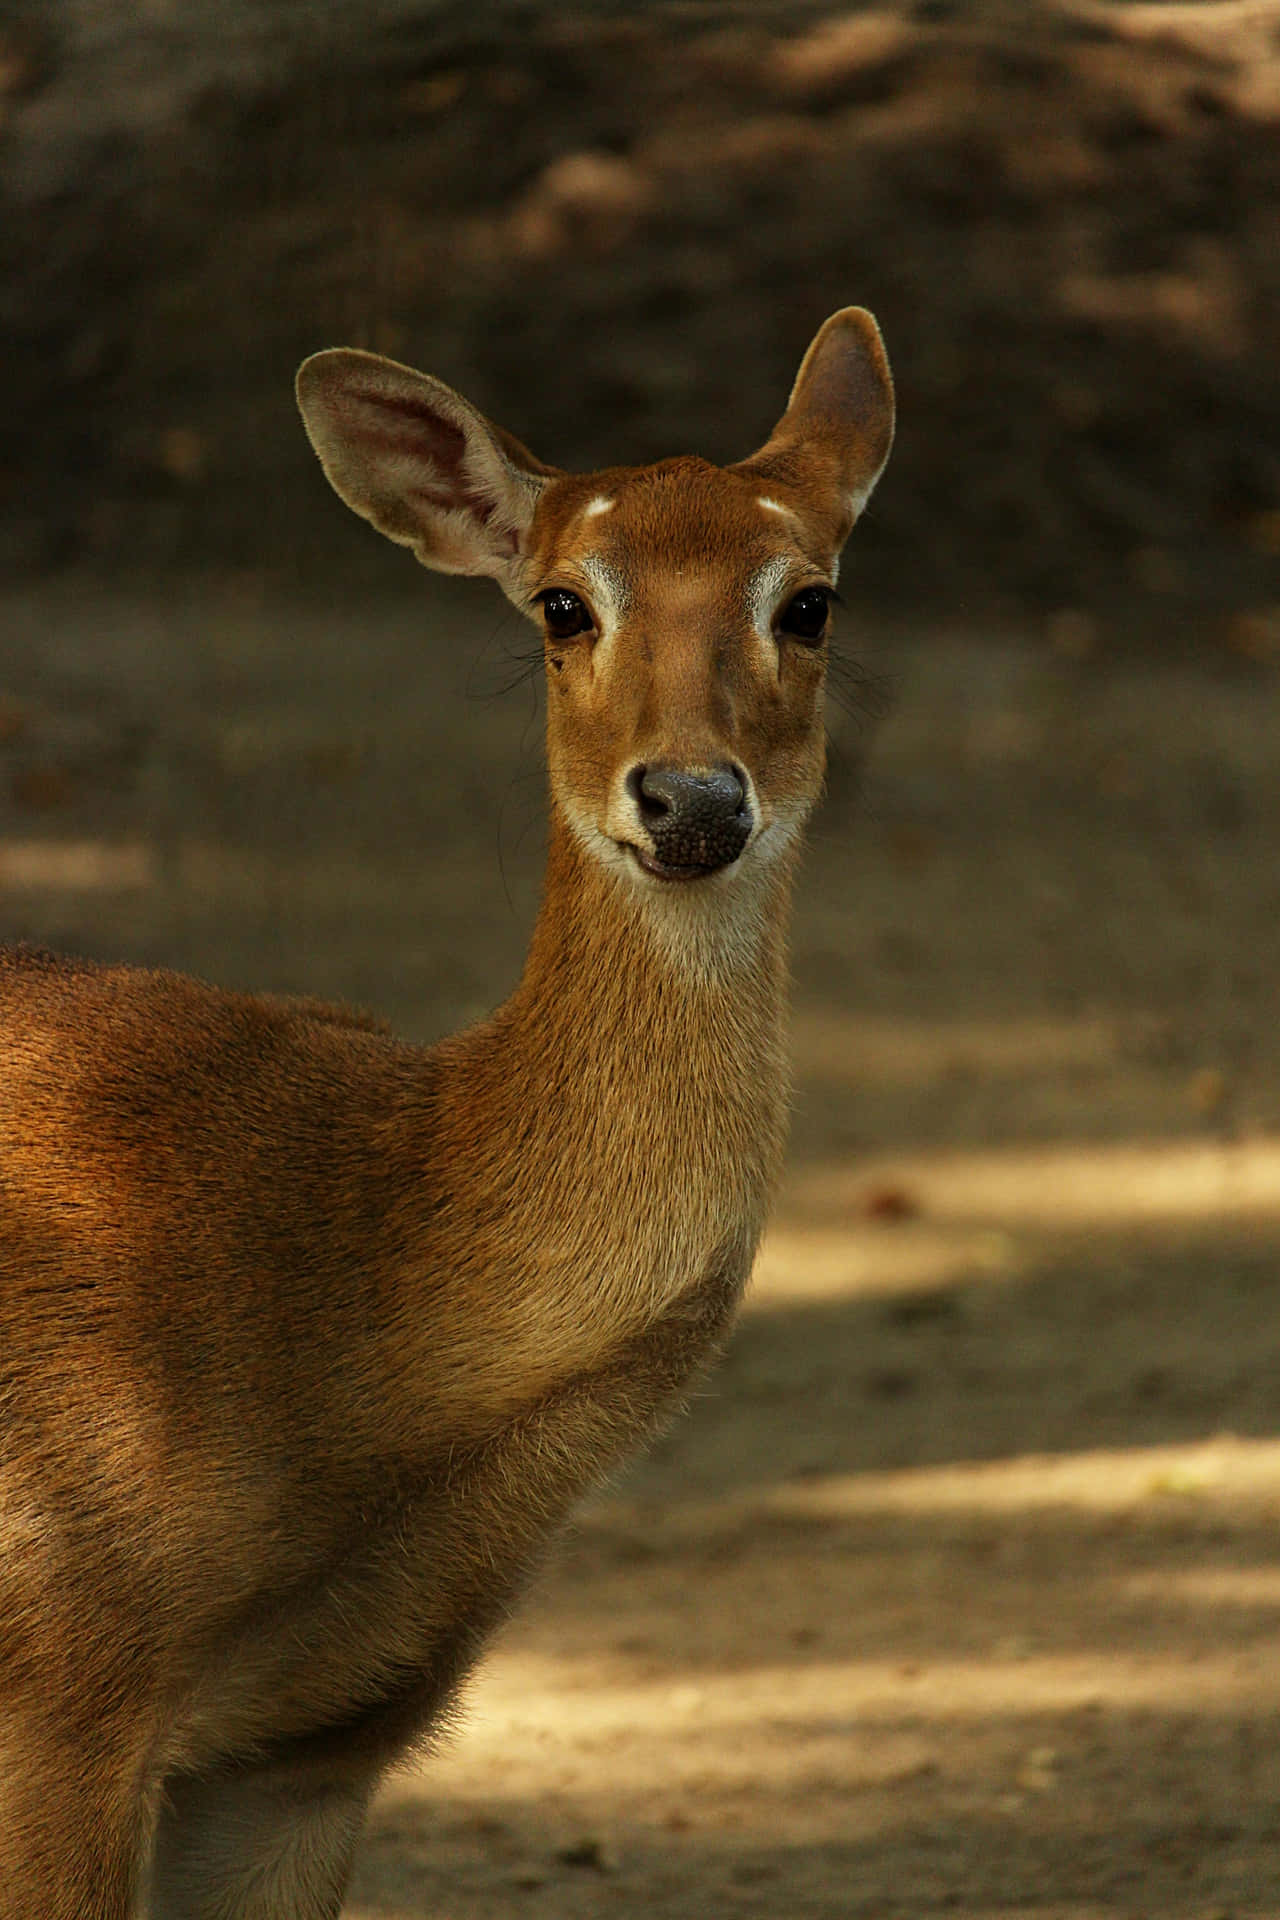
top-left (627, 763), bottom-right (752, 874)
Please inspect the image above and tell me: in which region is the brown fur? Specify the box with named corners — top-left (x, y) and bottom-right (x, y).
top-left (0, 310), bottom-right (892, 1917)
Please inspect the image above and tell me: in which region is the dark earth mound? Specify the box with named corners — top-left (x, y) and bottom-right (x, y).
top-left (2, 0), bottom-right (1279, 650)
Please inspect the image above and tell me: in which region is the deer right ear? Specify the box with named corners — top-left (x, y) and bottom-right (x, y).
top-left (737, 308), bottom-right (895, 553)
top-left (295, 349), bottom-right (554, 587)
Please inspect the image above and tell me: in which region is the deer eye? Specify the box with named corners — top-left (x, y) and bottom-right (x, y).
top-left (776, 587), bottom-right (831, 643)
top-left (539, 589), bottom-right (594, 640)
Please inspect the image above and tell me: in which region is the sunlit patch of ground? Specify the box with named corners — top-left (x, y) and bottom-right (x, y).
top-left (0, 837), bottom-right (156, 889)
top-left (354, 1404), bottom-right (1280, 1916)
top-left (786, 1136), bottom-right (1280, 1228)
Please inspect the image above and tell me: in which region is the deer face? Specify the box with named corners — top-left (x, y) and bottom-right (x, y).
top-left (296, 310), bottom-right (893, 893)
top-left (520, 458), bottom-right (837, 886)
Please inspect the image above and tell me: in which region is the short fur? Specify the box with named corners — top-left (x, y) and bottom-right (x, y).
top-left (0, 309), bottom-right (893, 1918)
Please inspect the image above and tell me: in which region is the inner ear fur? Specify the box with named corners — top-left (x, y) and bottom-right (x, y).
top-left (295, 349), bottom-right (557, 585)
top-left (736, 307), bottom-right (895, 549)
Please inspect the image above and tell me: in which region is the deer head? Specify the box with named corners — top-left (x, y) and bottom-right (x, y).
top-left (296, 310), bottom-right (893, 895)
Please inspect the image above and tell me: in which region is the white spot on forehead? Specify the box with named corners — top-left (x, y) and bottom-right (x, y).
top-left (756, 496), bottom-right (794, 520)
top-left (582, 495), bottom-right (615, 520)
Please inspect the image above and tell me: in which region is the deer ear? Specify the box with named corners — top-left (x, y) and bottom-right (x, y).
top-left (736, 308), bottom-right (895, 550)
top-left (295, 349), bottom-right (555, 586)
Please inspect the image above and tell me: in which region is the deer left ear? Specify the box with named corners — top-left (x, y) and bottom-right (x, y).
top-left (296, 349), bottom-right (556, 590)
top-left (736, 307), bottom-right (895, 550)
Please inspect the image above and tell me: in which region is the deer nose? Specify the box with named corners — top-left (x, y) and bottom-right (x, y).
top-left (626, 763), bottom-right (753, 875)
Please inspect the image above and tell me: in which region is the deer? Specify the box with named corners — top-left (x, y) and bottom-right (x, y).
top-left (0, 307), bottom-right (893, 1918)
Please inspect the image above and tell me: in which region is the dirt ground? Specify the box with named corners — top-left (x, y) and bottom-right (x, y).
top-left (3, 566), bottom-right (1279, 1916)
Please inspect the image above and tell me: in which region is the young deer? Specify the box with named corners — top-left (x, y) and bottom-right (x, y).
top-left (0, 308), bottom-right (893, 1918)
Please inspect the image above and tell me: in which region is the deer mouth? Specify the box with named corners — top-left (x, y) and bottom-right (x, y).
top-left (625, 843), bottom-right (740, 883)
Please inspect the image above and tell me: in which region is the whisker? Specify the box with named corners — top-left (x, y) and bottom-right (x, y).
top-left (466, 607), bottom-right (544, 703)
top-left (823, 632), bottom-right (895, 804)
top-left (826, 638), bottom-right (894, 732)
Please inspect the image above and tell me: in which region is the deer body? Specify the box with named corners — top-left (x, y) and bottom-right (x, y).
top-left (0, 311), bottom-right (892, 1917)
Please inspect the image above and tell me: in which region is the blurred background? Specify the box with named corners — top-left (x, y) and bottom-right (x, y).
top-left (5, 0), bottom-right (1280, 636)
top-left (4, 4), bottom-right (1280, 1916)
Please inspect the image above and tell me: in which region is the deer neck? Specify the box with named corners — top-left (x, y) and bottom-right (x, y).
top-left (429, 808), bottom-right (797, 1399)
top-left (527, 798), bottom-right (791, 1001)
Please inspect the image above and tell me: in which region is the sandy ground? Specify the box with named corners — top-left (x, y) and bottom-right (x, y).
top-left (3, 573), bottom-right (1280, 1916)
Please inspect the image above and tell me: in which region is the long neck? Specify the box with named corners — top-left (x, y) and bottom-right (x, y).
top-left (515, 806), bottom-right (794, 1106)
top-left (425, 807), bottom-right (798, 1399)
